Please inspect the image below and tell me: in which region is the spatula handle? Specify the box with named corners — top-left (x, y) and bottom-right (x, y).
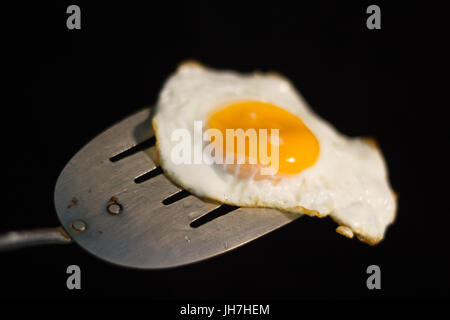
top-left (0, 227), bottom-right (72, 251)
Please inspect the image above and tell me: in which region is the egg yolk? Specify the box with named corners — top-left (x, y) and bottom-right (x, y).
top-left (207, 100), bottom-right (320, 177)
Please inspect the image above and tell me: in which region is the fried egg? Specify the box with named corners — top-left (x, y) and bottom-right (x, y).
top-left (152, 61), bottom-right (397, 245)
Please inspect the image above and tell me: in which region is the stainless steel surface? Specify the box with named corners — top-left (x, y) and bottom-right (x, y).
top-left (54, 108), bottom-right (300, 269)
top-left (0, 227), bottom-right (71, 251)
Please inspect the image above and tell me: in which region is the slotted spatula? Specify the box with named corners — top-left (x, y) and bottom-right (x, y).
top-left (0, 108), bottom-right (299, 269)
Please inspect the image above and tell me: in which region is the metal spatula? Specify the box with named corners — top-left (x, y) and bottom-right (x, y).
top-left (0, 108), bottom-right (299, 269)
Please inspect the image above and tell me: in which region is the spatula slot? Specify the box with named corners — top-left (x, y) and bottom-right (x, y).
top-left (110, 136), bottom-right (156, 162)
top-left (134, 166), bottom-right (163, 183)
top-left (190, 204), bottom-right (239, 228)
top-left (162, 190), bottom-right (191, 205)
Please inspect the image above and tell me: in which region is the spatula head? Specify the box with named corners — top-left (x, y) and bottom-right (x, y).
top-left (54, 108), bottom-right (299, 269)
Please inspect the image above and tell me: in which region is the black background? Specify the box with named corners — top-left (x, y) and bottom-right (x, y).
top-left (1, 0), bottom-right (449, 301)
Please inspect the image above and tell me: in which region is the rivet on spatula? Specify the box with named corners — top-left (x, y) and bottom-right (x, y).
top-left (71, 219), bottom-right (87, 233)
top-left (107, 197), bottom-right (123, 215)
